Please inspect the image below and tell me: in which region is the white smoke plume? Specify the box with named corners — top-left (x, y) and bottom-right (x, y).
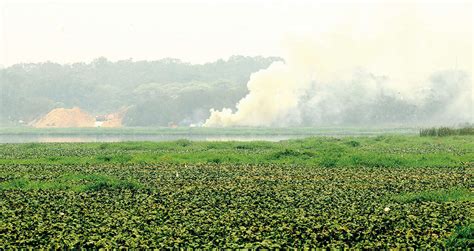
top-left (204, 2), bottom-right (472, 127)
top-left (204, 43), bottom-right (318, 127)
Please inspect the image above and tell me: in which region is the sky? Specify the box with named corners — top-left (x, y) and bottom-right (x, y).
top-left (0, 0), bottom-right (472, 67)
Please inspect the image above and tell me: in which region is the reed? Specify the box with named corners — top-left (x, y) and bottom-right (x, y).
top-left (420, 126), bottom-right (474, 137)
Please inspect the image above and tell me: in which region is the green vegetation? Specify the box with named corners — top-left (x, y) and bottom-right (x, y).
top-left (0, 135), bottom-right (473, 248)
top-left (0, 135), bottom-right (471, 167)
top-left (391, 188), bottom-right (473, 203)
top-left (420, 126), bottom-right (474, 137)
top-left (445, 224), bottom-right (474, 248)
top-left (0, 174), bottom-right (142, 192)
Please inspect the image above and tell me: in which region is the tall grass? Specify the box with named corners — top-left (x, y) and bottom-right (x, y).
top-left (420, 126), bottom-right (474, 137)
top-left (391, 188), bottom-right (472, 203)
top-left (445, 224), bottom-right (474, 248)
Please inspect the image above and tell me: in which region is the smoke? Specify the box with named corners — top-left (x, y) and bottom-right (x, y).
top-left (204, 44), bottom-right (318, 127)
top-left (204, 2), bottom-right (472, 127)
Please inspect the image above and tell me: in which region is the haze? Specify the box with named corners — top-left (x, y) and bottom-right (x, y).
top-left (1, 0), bottom-right (471, 66)
top-left (0, 0), bottom-right (472, 128)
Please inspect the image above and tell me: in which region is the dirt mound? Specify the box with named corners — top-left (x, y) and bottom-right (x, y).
top-left (34, 107), bottom-right (95, 128)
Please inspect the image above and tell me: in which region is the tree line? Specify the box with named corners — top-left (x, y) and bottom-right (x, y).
top-left (0, 56), bottom-right (280, 126)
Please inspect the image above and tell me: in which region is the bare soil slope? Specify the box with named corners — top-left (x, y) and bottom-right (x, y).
top-left (33, 107), bottom-right (95, 128)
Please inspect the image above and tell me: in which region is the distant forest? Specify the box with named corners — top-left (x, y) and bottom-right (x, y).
top-left (0, 56), bottom-right (281, 126)
top-left (1, 56), bottom-right (472, 127)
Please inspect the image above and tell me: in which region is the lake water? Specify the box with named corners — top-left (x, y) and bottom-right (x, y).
top-left (0, 132), bottom-right (418, 143)
top-left (0, 134), bottom-right (311, 143)
top-left (0, 127), bottom-right (418, 143)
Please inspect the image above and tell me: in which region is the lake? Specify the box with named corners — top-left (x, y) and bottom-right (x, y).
top-left (0, 127), bottom-right (418, 143)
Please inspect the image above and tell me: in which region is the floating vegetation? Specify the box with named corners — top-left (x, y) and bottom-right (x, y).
top-left (0, 136), bottom-right (472, 248)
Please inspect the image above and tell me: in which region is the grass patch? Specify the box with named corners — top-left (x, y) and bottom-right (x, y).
top-left (445, 224), bottom-right (473, 248)
top-left (175, 139), bottom-right (192, 147)
top-left (392, 188), bottom-right (472, 203)
top-left (270, 149), bottom-right (315, 159)
top-left (0, 135), bottom-right (472, 168)
top-left (207, 157), bottom-right (222, 164)
top-left (319, 157), bottom-right (338, 167)
top-left (271, 149), bottom-right (303, 159)
top-left (96, 154), bottom-right (133, 163)
top-left (345, 140), bottom-right (361, 147)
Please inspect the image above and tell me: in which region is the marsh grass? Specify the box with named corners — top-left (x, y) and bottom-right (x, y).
top-left (0, 135), bottom-right (472, 168)
top-left (445, 224), bottom-right (474, 248)
top-left (96, 154), bottom-right (132, 163)
top-left (392, 188), bottom-right (473, 203)
top-left (420, 126), bottom-right (474, 137)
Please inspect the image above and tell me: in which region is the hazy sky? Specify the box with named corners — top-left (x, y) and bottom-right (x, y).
top-left (0, 0), bottom-right (472, 66)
